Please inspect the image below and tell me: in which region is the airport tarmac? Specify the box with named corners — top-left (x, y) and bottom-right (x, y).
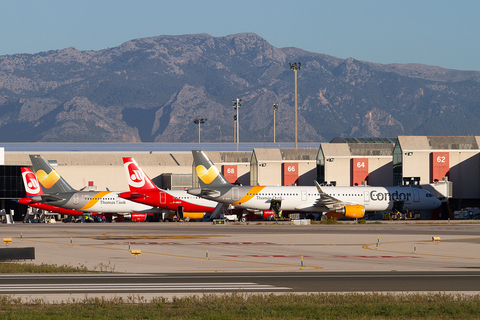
top-left (1, 221), bottom-right (480, 273)
top-left (2, 221), bottom-right (480, 301)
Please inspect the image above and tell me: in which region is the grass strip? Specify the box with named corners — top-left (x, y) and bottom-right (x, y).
top-left (1, 292), bottom-right (480, 319)
top-left (0, 262), bottom-right (116, 273)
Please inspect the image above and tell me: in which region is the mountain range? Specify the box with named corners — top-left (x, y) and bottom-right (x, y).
top-left (1, 32), bottom-right (480, 143)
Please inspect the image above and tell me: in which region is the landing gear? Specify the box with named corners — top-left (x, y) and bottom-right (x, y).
top-left (176, 206), bottom-right (184, 221)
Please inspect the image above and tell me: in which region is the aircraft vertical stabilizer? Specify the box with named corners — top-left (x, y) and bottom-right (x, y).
top-left (192, 150), bottom-right (233, 189)
top-left (29, 155), bottom-right (76, 194)
top-left (123, 157), bottom-right (158, 192)
top-left (21, 167), bottom-right (44, 196)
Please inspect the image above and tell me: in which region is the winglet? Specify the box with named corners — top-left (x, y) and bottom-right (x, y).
top-left (314, 180), bottom-right (325, 194)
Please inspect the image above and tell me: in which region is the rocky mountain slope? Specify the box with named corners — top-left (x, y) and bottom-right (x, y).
top-left (1, 32), bottom-right (480, 142)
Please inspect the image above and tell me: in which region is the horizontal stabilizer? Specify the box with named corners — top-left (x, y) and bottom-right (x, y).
top-left (187, 187), bottom-right (221, 198)
top-left (119, 192), bottom-right (145, 200)
top-left (31, 194), bottom-right (65, 202)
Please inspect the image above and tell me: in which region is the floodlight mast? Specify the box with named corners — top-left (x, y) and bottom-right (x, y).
top-left (289, 62), bottom-right (301, 148)
top-left (233, 115), bottom-right (237, 143)
top-left (193, 118), bottom-right (207, 143)
top-left (233, 99), bottom-right (242, 151)
top-left (273, 103), bottom-right (278, 143)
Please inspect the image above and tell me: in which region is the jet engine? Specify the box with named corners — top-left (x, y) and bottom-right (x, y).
top-left (326, 205), bottom-right (365, 219)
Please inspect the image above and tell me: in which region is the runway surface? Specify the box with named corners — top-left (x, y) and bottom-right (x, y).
top-left (1, 221), bottom-right (480, 299)
top-left (1, 272), bottom-right (480, 295)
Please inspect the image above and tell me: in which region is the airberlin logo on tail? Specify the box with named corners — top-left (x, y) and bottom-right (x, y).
top-left (22, 171), bottom-right (41, 195)
top-left (196, 165), bottom-right (219, 185)
top-left (124, 162), bottom-right (145, 188)
top-left (36, 170), bottom-right (60, 189)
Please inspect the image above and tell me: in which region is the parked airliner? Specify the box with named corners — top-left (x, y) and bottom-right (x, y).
top-left (188, 150), bottom-right (442, 219)
top-left (29, 155), bottom-right (161, 221)
top-left (119, 157), bottom-right (221, 221)
top-left (18, 167), bottom-right (84, 216)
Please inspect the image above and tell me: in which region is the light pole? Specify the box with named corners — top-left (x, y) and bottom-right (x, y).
top-left (193, 118), bottom-right (207, 143)
top-left (273, 103), bottom-right (278, 143)
top-left (289, 62), bottom-right (301, 148)
top-left (233, 99), bottom-right (242, 151)
top-left (233, 115), bottom-right (237, 143)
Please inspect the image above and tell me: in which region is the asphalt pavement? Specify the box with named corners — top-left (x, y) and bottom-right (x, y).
top-left (1, 221), bottom-right (480, 300)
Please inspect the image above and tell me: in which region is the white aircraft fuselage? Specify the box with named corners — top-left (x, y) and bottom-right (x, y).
top-left (190, 185), bottom-right (441, 213)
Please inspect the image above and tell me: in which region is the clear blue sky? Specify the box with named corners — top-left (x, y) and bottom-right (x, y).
top-left (2, 0), bottom-right (479, 71)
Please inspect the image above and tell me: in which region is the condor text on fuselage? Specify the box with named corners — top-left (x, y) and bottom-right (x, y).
top-left (253, 190), bottom-right (412, 202)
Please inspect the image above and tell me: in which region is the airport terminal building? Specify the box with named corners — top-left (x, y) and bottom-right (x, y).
top-left (1, 136), bottom-right (477, 221)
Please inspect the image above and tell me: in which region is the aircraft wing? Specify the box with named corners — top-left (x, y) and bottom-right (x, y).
top-left (310, 181), bottom-right (357, 210)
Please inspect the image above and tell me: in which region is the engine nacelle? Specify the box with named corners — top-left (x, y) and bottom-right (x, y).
top-left (183, 212), bottom-right (205, 220)
top-left (326, 205), bottom-right (365, 219)
top-left (343, 205), bottom-right (365, 218)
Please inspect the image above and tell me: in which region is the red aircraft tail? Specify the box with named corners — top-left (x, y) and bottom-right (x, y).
top-left (122, 157), bottom-right (159, 193)
top-left (21, 167), bottom-right (43, 196)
